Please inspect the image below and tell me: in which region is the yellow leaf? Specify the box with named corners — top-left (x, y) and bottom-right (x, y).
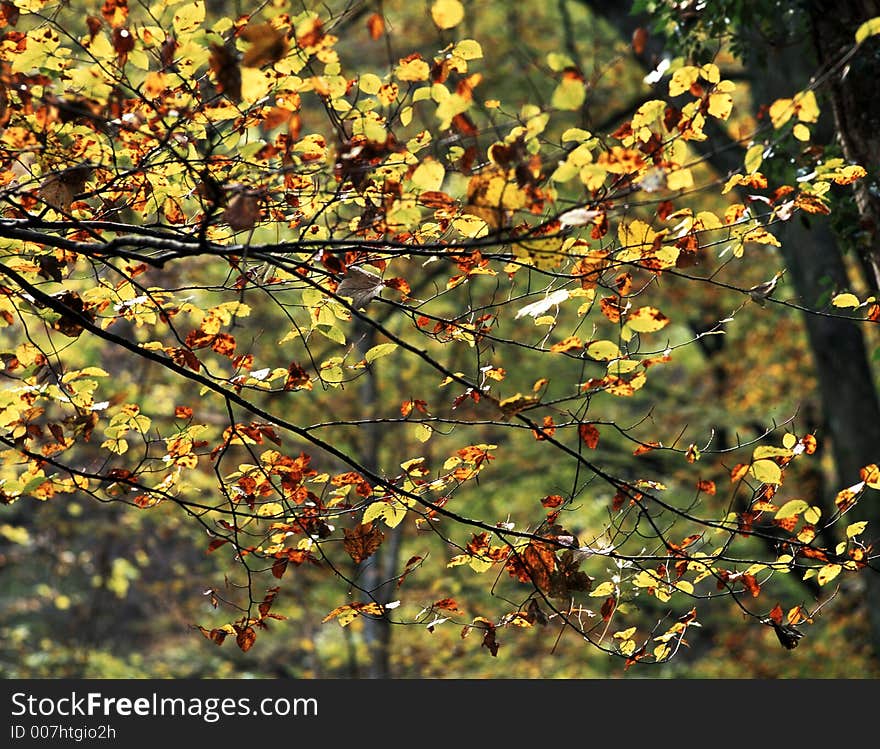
top-left (411, 159), bottom-right (446, 191)
top-left (752, 446), bottom-right (792, 460)
top-left (431, 0), bottom-right (465, 29)
top-left (396, 57), bottom-right (430, 82)
top-left (587, 340), bottom-right (621, 361)
top-left (817, 563), bottom-right (842, 586)
top-left (359, 73), bottom-right (382, 95)
top-left (769, 98), bottom-right (793, 128)
top-left (413, 423), bottom-right (433, 443)
top-left (173, 1), bottom-right (205, 34)
top-left (782, 432), bottom-right (797, 449)
top-left (707, 90), bottom-right (733, 120)
top-left (846, 521), bottom-right (868, 538)
top-left (669, 66), bottom-right (699, 97)
top-left (552, 77), bottom-right (586, 111)
top-left (745, 144), bottom-right (763, 174)
top-left (257, 502), bottom-right (283, 518)
top-left (666, 168), bottom-right (693, 191)
top-left (626, 306), bottom-right (670, 333)
top-left (793, 123), bottom-right (811, 141)
top-left (795, 90), bottom-right (819, 123)
top-left (803, 506), bottom-right (822, 524)
top-left (856, 16), bottom-right (880, 42)
top-left (742, 227), bottom-right (781, 247)
top-left (775, 499), bottom-right (809, 519)
top-left (562, 127), bottom-right (592, 142)
top-left (453, 40), bottom-right (483, 60)
top-left (831, 292), bottom-right (860, 308)
top-left (590, 581), bottom-right (616, 597)
top-left (750, 459), bottom-right (782, 484)
top-left (613, 626), bottom-right (637, 640)
top-left (363, 497), bottom-right (409, 528)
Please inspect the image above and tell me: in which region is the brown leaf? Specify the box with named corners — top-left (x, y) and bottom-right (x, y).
top-left (258, 587), bottom-right (280, 619)
top-left (343, 522), bottom-right (384, 563)
top-left (241, 22), bottom-right (290, 68)
top-left (741, 573), bottom-right (760, 597)
top-left (51, 290), bottom-right (93, 338)
top-left (39, 167), bottom-right (89, 212)
top-left (434, 597), bottom-right (464, 614)
top-left (209, 43), bottom-right (241, 102)
top-left (235, 625), bottom-right (256, 652)
top-left (284, 362), bottom-right (312, 391)
top-left (541, 494), bottom-right (564, 508)
top-left (335, 266), bottom-right (384, 309)
top-left (482, 624), bottom-right (499, 656)
top-left (505, 540), bottom-right (557, 592)
top-left (223, 192), bottom-right (262, 231)
top-left (198, 626), bottom-right (228, 646)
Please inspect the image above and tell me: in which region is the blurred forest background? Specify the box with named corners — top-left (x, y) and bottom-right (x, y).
top-left (1, 0), bottom-right (879, 678)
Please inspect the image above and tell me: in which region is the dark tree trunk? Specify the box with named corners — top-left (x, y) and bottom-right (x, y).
top-left (353, 319), bottom-right (402, 678)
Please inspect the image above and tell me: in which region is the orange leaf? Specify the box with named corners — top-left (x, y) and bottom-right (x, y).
top-left (696, 479), bottom-right (716, 495)
top-left (579, 423), bottom-right (600, 449)
top-left (366, 12), bottom-right (385, 40)
top-left (768, 603), bottom-right (784, 625)
top-left (730, 463), bottom-right (749, 482)
top-left (633, 441), bottom-right (660, 456)
top-left (741, 573), bottom-right (760, 597)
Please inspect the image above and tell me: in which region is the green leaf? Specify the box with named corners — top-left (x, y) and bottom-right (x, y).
top-left (365, 343), bottom-right (398, 363)
top-left (775, 499), bottom-right (809, 519)
top-left (744, 144), bottom-right (763, 174)
top-left (752, 446), bottom-right (792, 460)
top-left (750, 459), bottom-right (782, 484)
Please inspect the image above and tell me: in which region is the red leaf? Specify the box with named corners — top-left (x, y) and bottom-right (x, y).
top-left (631, 26), bottom-right (648, 55)
top-left (541, 494), bottom-right (565, 508)
top-left (579, 423), bottom-right (600, 449)
top-left (769, 603), bottom-right (784, 625)
top-left (600, 596), bottom-right (616, 621)
top-left (207, 538), bottom-right (229, 553)
top-left (696, 479), bottom-right (716, 495)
